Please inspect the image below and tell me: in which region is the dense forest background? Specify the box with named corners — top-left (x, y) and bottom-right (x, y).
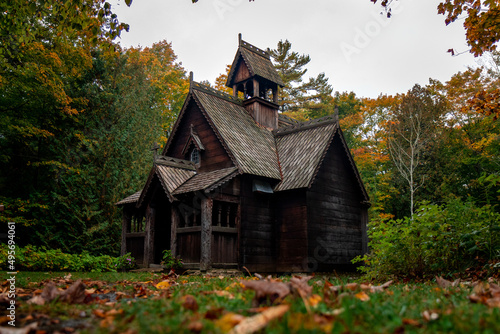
top-left (1, 1), bottom-right (499, 264)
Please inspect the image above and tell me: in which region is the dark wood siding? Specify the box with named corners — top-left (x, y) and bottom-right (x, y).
top-left (245, 100), bottom-right (278, 130)
top-left (239, 175), bottom-right (276, 272)
top-left (166, 100), bottom-right (233, 172)
top-left (276, 189), bottom-right (308, 272)
top-left (177, 231), bottom-right (201, 264)
top-left (234, 60), bottom-right (251, 83)
top-left (306, 132), bottom-right (365, 270)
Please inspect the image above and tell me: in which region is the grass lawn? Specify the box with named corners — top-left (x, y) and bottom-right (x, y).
top-left (2, 271), bottom-right (499, 333)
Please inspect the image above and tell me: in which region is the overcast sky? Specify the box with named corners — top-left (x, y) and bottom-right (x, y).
top-left (109, 0), bottom-right (478, 98)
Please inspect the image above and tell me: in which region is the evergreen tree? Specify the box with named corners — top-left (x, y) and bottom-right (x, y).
top-left (268, 40), bottom-right (333, 115)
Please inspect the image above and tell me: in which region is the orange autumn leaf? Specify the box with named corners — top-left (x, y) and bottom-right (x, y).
top-left (355, 291), bottom-right (370, 302)
top-left (155, 281), bottom-right (171, 290)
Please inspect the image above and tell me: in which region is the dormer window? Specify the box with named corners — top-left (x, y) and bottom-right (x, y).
top-left (190, 148), bottom-right (200, 165)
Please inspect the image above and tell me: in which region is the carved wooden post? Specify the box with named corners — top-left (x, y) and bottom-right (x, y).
top-left (144, 204), bottom-right (156, 267)
top-left (200, 198), bottom-right (213, 271)
top-left (171, 206), bottom-right (179, 257)
top-left (273, 86), bottom-right (279, 103)
top-left (121, 206), bottom-right (132, 256)
top-left (253, 78), bottom-right (259, 98)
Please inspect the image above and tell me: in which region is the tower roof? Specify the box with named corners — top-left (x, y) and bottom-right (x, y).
top-left (226, 37), bottom-right (284, 88)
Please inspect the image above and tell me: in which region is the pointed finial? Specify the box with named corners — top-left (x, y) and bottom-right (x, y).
top-left (334, 106), bottom-right (339, 123)
top-left (189, 71), bottom-right (194, 92)
top-left (238, 33), bottom-right (242, 45)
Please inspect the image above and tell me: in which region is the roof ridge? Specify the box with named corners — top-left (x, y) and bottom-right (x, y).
top-left (155, 156), bottom-right (196, 171)
top-left (240, 39), bottom-right (270, 59)
top-left (191, 81), bottom-right (242, 105)
top-left (273, 114), bottom-right (339, 136)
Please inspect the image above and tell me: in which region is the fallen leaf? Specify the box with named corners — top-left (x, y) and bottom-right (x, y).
top-left (105, 309), bottom-right (123, 316)
top-left (182, 294), bottom-right (199, 312)
top-left (328, 284), bottom-right (342, 293)
top-left (308, 294), bottom-right (322, 307)
top-left (60, 279), bottom-right (87, 303)
top-left (346, 283), bottom-right (359, 291)
top-left (490, 283), bottom-right (500, 297)
top-left (371, 280), bottom-right (393, 292)
top-left (290, 276), bottom-right (313, 296)
top-left (93, 309), bottom-right (106, 318)
top-left (323, 308), bottom-right (344, 316)
top-left (422, 310), bottom-right (439, 322)
top-left (30, 280), bottom-right (86, 305)
top-left (228, 304), bottom-right (290, 334)
top-left (287, 312), bottom-right (333, 332)
top-left (215, 312), bottom-right (245, 332)
top-left (402, 318), bottom-right (420, 327)
top-left (241, 280), bottom-right (290, 307)
top-left (155, 281), bottom-right (171, 290)
top-left (204, 307), bottom-right (224, 320)
top-left (354, 291), bottom-right (370, 302)
top-left (202, 290), bottom-right (235, 299)
top-left (436, 276), bottom-right (460, 289)
top-left (486, 297), bottom-right (500, 308)
top-left (26, 295), bottom-right (45, 306)
top-left (187, 320), bottom-right (203, 332)
top-left (436, 276), bottom-right (451, 289)
top-left (0, 322), bottom-right (38, 334)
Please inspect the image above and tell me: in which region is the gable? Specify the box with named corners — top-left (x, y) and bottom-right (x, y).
top-left (164, 96), bottom-right (234, 173)
top-left (274, 115), bottom-right (368, 202)
top-left (136, 158), bottom-right (197, 206)
top-left (232, 57), bottom-right (252, 84)
top-left (226, 40), bottom-right (284, 88)
top-left (310, 130), bottom-right (369, 202)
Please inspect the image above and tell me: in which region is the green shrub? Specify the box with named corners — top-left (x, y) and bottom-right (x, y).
top-left (0, 245), bottom-right (137, 272)
top-left (354, 198), bottom-right (500, 280)
top-left (160, 249), bottom-right (183, 271)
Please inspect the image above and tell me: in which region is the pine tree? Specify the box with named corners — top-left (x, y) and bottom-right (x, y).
top-left (268, 39), bottom-right (333, 115)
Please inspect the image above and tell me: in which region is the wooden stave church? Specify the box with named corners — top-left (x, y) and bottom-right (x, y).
top-left (117, 36), bottom-right (370, 273)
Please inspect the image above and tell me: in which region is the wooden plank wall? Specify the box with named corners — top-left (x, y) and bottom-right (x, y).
top-left (212, 233), bottom-right (237, 264)
top-left (234, 61), bottom-right (251, 84)
top-left (275, 189), bottom-right (308, 272)
top-left (306, 133), bottom-right (365, 270)
top-left (166, 100), bottom-right (233, 172)
top-left (245, 101), bottom-right (278, 130)
top-left (239, 175), bottom-right (276, 272)
top-left (177, 232), bottom-right (201, 264)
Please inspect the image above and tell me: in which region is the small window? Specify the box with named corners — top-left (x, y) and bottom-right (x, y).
top-left (190, 148), bottom-right (200, 165)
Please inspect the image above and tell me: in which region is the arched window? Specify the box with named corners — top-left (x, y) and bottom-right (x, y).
top-left (190, 148), bottom-right (200, 165)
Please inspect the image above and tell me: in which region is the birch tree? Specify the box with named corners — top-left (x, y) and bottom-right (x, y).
top-left (387, 85), bottom-right (445, 218)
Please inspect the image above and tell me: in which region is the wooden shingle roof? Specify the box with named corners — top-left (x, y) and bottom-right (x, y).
top-left (191, 83), bottom-right (282, 180)
top-left (227, 39), bottom-right (284, 87)
top-left (134, 157), bottom-right (196, 206)
top-left (116, 191), bottom-right (141, 206)
top-left (173, 167), bottom-right (239, 195)
top-left (274, 118), bottom-right (338, 192)
top-left (156, 165), bottom-right (196, 195)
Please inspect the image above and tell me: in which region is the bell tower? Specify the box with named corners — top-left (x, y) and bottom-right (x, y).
top-left (226, 34), bottom-right (284, 130)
